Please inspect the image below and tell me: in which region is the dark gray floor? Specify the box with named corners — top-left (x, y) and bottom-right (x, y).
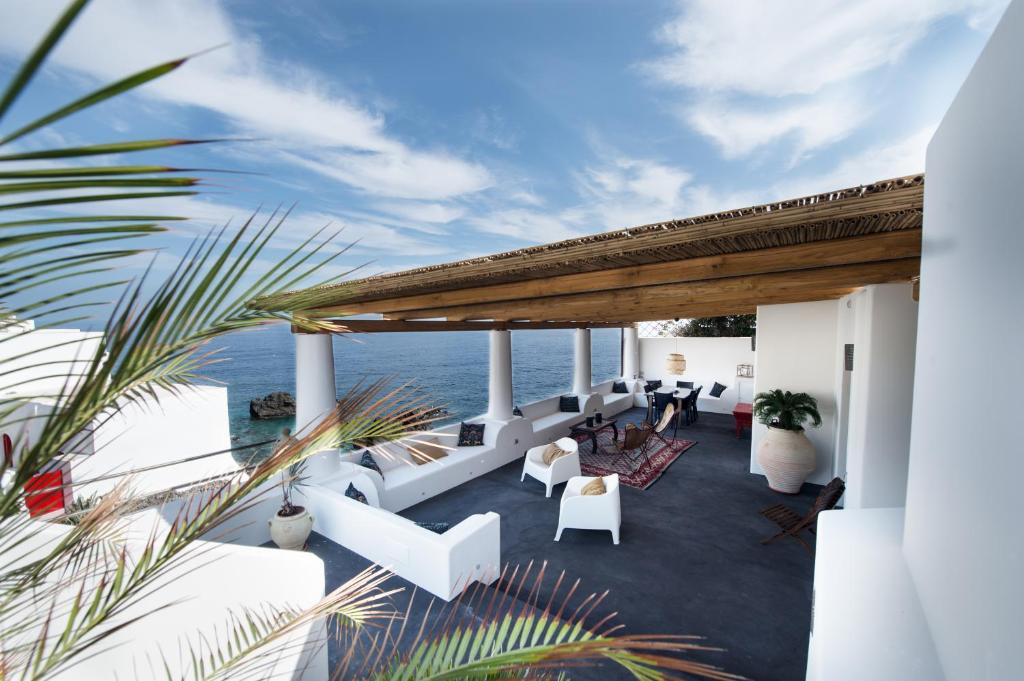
top-left (309, 408), bottom-right (820, 680)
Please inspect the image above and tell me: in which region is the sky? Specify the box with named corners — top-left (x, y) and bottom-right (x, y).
top-left (0, 0), bottom-right (1011, 305)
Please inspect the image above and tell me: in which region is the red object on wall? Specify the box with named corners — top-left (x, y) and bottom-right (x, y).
top-left (24, 460), bottom-right (71, 517)
top-left (2, 433), bottom-right (12, 467)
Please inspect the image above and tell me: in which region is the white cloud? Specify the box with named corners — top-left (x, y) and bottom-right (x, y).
top-left (371, 201), bottom-right (466, 225)
top-left (685, 93), bottom-right (869, 162)
top-left (644, 0), bottom-right (1007, 161)
top-left (0, 0), bottom-right (492, 201)
top-left (645, 0), bottom-right (1005, 97)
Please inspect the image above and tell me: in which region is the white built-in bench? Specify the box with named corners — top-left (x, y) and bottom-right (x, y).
top-left (592, 379), bottom-right (634, 416)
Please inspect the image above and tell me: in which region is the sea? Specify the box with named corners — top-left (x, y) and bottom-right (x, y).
top-left (202, 324), bottom-right (622, 458)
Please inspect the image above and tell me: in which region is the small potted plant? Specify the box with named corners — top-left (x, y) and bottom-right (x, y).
top-left (753, 389), bottom-right (822, 493)
top-left (268, 459), bottom-right (313, 550)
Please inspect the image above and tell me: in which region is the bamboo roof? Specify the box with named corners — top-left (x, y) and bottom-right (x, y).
top-left (259, 174), bottom-right (923, 329)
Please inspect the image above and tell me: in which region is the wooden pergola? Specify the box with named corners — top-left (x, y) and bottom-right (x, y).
top-left (258, 174), bottom-right (923, 331)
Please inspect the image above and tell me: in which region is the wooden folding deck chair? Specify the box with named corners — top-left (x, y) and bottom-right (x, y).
top-left (759, 477), bottom-right (845, 553)
top-left (613, 422), bottom-right (654, 474)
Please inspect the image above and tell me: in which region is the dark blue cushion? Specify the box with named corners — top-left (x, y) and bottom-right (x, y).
top-left (457, 422), bottom-right (485, 446)
top-left (415, 521), bottom-right (451, 534)
top-left (710, 382), bottom-right (728, 398)
top-left (612, 381), bottom-right (629, 393)
top-left (558, 395), bottom-right (580, 412)
top-left (358, 450), bottom-right (382, 476)
top-left (344, 482), bottom-right (368, 504)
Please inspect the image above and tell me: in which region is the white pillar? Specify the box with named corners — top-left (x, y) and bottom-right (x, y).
top-left (622, 325), bottom-right (639, 380)
top-left (572, 328), bottom-right (592, 395)
top-left (294, 331), bottom-right (339, 477)
top-left (487, 329), bottom-right (513, 420)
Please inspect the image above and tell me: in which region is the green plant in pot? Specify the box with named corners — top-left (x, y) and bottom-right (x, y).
top-left (753, 389), bottom-right (822, 493)
top-left (269, 456), bottom-right (313, 550)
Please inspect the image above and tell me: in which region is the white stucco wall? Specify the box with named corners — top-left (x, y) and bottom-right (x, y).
top-left (638, 336), bottom-right (755, 413)
top-left (751, 301), bottom-right (838, 485)
top-left (902, 2), bottom-right (1023, 679)
top-left (0, 325), bottom-right (103, 399)
top-left (844, 283), bottom-right (918, 509)
top-left (74, 385), bottom-right (237, 498)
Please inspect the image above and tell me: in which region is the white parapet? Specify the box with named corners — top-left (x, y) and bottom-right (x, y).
top-left (294, 332), bottom-right (340, 478)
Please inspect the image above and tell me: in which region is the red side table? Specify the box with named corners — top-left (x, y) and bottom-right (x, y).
top-left (732, 402), bottom-right (753, 438)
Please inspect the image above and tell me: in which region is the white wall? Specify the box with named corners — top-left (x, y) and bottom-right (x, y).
top-left (638, 336), bottom-right (755, 413)
top-left (0, 325), bottom-right (103, 399)
top-left (830, 293), bottom-right (859, 482)
top-left (902, 2), bottom-right (1023, 679)
top-left (751, 301), bottom-right (838, 485)
top-left (844, 283), bottom-right (918, 509)
top-left (74, 385), bottom-right (237, 498)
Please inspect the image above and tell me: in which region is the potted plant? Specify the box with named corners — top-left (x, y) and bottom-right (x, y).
top-left (753, 389), bottom-right (822, 493)
top-left (268, 460), bottom-right (313, 550)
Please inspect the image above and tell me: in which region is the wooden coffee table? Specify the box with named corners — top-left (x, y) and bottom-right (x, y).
top-left (569, 419), bottom-right (618, 455)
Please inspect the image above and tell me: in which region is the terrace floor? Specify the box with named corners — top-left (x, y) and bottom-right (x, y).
top-left (308, 408), bottom-right (821, 680)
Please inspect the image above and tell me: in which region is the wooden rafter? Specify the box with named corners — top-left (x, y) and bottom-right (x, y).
top-left (310, 230), bottom-right (921, 318)
top-left (294, 320), bottom-right (629, 334)
top-left (379, 258), bottom-right (919, 322)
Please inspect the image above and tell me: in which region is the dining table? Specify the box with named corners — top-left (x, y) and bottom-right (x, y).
top-left (645, 385), bottom-right (698, 424)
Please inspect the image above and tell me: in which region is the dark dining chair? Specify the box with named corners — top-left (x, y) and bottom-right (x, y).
top-left (689, 385), bottom-right (703, 422)
top-left (653, 391), bottom-right (675, 424)
top-left (676, 380), bottom-right (694, 389)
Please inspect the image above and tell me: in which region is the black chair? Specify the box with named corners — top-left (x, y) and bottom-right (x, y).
top-left (653, 391), bottom-right (675, 424)
top-left (676, 380), bottom-right (694, 389)
top-left (689, 385), bottom-right (703, 422)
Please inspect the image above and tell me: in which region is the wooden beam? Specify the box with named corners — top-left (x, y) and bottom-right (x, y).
top-left (383, 258), bottom-right (919, 322)
top-left (294, 320), bottom-right (630, 334)
top-left (309, 230), bottom-right (922, 317)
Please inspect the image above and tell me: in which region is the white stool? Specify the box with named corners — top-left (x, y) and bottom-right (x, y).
top-left (554, 474), bottom-right (621, 545)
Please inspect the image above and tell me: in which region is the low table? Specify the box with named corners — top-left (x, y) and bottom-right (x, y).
top-left (569, 418), bottom-right (619, 455)
top-left (733, 402), bottom-right (753, 438)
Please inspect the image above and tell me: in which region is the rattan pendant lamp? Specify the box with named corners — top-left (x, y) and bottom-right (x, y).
top-left (665, 335), bottom-right (686, 375)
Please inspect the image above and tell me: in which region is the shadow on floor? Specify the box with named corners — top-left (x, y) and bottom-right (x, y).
top-left (309, 409), bottom-right (821, 680)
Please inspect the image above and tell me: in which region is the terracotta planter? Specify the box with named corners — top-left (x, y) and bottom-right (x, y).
top-left (269, 507), bottom-right (313, 550)
top-left (757, 426), bottom-right (816, 493)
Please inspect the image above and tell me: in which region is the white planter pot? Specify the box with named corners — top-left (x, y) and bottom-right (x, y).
top-left (269, 507), bottom-right (313, 550)
top-left (757, 426), bottom-right (816, 493)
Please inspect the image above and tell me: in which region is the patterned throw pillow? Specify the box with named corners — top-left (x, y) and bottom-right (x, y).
top-left (558, 395), bottom-right (580, 412)
top-left (581, 477), bottom-right (606, 496)
top-left (358, 450), bottom-right (382, 476)
top-left (344, 482), bottom-right (368, 504)
top-left (542, 442), bottom-right (569, 465)
top-left (710, 382), bottom-right (728, 398)
top-left (457, 422), bottom-right (486, 446)
top-left (415, 521), bottom-right (451, 534)
top-left (612, 381), bottom-right (629, 393)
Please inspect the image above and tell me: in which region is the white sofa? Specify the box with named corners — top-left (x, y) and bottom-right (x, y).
top-left (299, 485), bottom-right (500, 601)
top-left (520, 395), bottom-right (586, 446)
top-left (591, 379), bottom-right (635, 417)
top-left (336, 417), bottom-right (531, 513)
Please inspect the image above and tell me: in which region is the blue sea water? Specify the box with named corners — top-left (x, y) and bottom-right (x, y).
top-left (203, 325), bottom-right (622, 452)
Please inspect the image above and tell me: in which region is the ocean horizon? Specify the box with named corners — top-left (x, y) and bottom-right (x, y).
top-left (203, 324), bottom-right (622, 456)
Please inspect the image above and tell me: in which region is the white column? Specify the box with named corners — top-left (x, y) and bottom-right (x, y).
top-left (622, 324), bottom-right (639, 380)
top-left (572, 327), bottom-right (592, 395)
top-left (294, 331), bottom-right (339, 477)
top-left (487, 329), bottom-right (513, 420)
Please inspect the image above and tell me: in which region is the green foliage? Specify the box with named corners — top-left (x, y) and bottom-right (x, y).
top-left (0, 2), bottom-right (739, 679)
top-left (753, 389), bottom-right (822, 431)
top-left (679, 315), bottom-right (757, 337)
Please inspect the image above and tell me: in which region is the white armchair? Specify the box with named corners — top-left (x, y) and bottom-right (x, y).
top-left (555, 474), bottom-right (621, 545)
top-left (520, 437), bottom-right (581, 498)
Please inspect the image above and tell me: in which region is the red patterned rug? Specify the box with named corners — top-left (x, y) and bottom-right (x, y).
top-left (572, 428), bottom-right (697, 490)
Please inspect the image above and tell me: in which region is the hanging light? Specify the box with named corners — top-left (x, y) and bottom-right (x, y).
top-left (666, 352), bottom-right (686, 374)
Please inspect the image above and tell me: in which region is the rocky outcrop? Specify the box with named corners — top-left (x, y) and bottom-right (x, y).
top-left (249, 391), bottom-right (296, 420)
